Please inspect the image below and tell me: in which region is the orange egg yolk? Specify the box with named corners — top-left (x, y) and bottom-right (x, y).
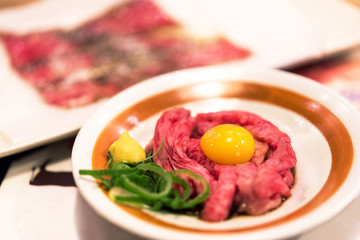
top-left (200, 124), bottom-right (255, 165)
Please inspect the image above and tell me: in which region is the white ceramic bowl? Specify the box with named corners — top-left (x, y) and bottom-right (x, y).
top-left (72, 64), bottom-right (360, 240)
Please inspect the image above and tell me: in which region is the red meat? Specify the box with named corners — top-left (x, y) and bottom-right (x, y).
top-left (201, 165), bottom-right (238, 221)
top-left (152, 108), bottom-right (215, 184)
top-left (152, 108), bottom-right (296, 222)
top-left (1, 0), bottom-right (250, 108)
top-left (78, 0), bottom-right (176, 37)
top-left (235, 163), bottom-right (289, 215)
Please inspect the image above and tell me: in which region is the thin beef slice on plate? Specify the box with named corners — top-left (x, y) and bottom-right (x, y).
top-left (1, 0), bottom-right (250, 108)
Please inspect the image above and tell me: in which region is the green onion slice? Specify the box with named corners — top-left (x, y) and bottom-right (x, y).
top-left (170, 169), bottom-right (210, 209)
top-left (121, 163), bottom-right (173, 201)
top-left (79, 140), bottom-right (210, 213)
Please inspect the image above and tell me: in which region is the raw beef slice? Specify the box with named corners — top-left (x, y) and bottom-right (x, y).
top-left (1, 0), bottom-right (250, 108)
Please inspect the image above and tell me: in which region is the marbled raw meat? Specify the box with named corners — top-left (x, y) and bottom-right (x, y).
top-left (1, 0), bottom-right (250, 108)
top-left (152, 108), bottom-right (296, 222)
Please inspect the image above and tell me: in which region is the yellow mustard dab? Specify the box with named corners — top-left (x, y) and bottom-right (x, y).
top-left (109, 130), bottom-right (146, 163)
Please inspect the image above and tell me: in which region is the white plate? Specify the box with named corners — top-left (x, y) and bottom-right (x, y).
top-left (72, 65), bottom-right (360, 240)
top-left (1, 0), bottom-right (360, 158)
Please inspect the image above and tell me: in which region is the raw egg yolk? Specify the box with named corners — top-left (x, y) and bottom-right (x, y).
top-left (200, 124), bottom-right (255, 165)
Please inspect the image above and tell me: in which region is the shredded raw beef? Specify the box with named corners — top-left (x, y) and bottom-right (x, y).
top-left (152, 108), bottom-right (296, 222)
top-left (201, 165), bottom-right (238, 221)
top-left (153, 108), bottom-right (215, 184)
top-left (0, 0), bottom-right (250, 108)
top-left (235, 163), bottom-right (290, 215)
